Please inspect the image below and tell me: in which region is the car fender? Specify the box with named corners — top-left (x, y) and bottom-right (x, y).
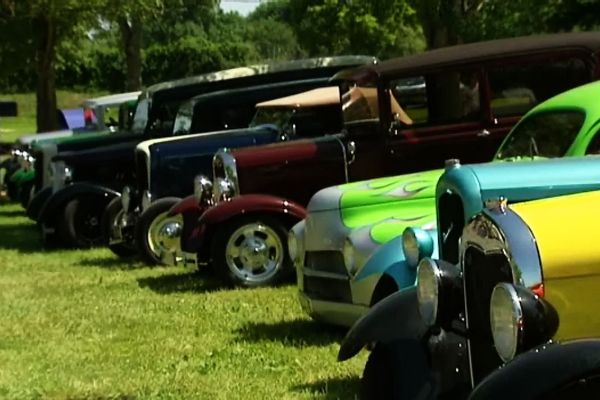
top-left (167, 194), bottom-right (201, 217)
top-left (27, 186), bottom-right (53, 221)
top-left (337, 287), bottom-right (427, 361)
top-left (469, 339), bottom-right (600, 400)
top-left (38, 183), bottom-right (119, 225)
top-left (199, 195), bottom-right (307, 227)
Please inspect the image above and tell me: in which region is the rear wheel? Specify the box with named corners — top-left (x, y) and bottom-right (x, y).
top-left (135, 197), bottom-right (182, 265)
top-left (211, 215), bottom-right (293, 288)
top-left (58, 194), bottom-right (111, 248)
top-left (101, 196), bottom-right (137, 258)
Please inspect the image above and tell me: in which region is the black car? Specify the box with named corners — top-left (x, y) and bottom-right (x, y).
top-left (32, 56), bottom-right (376, 248)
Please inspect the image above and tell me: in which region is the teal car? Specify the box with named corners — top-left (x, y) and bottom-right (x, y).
top-left (294, 79), bottom-right (600, 328)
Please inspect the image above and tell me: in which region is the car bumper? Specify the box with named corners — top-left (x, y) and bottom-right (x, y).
top-left (298, 291), bottom-right (367, 328)
top-left (109, 211), bottom-right (137, 246)
top-left (160, 248), bottom-right (199, 267)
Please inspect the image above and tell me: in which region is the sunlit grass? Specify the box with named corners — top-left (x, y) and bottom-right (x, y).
top-left (0, 202), bottom-right (366, 399)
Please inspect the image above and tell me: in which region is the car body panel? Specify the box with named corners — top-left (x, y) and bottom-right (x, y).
top-left (509, 190), bottom-right (600, 340)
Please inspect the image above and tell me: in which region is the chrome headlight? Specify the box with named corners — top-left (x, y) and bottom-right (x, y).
top-left (121, 186), bottom-right (131, 212)
top-left (343, 238), bottom-right (356, 274)
top-left (193, 175), bottom-right (213, 205)
top-left (490, 283), bottom-right (521, 362)
top-left (490, 283), bottom-right (558, 363)
top-left (417, 258), bottom-right (440, 327)
top-left (213, 178), bottom-right (235, 203)
top-left (50, 161), bottom-right (72, 190)
top-left (417, 258), bottom-right (462, 327)
top-left (141, 190), bottom-right (152, 211)
top-left (403, 227), bottom-right (434, 268)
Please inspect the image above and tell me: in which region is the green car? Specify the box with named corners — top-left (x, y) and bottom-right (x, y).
top-left (5, 92), bottom-right (140, 207)
top-left (292, 79), bottom-right (600, 328)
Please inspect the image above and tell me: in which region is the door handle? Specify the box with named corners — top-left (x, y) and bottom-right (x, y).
top-left (477, 129), bottom-right (490, 137)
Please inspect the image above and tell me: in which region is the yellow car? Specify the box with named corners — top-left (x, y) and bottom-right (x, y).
top-left (417, 190), bottom-right (600, 398)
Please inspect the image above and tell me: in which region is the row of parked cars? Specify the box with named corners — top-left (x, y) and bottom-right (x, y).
top-left (4, 31), bottom-right (600, 398)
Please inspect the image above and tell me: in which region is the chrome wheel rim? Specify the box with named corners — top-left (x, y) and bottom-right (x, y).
top-left (147, 212), bottom-right (183, 260)
top-left (225, 222), bottom-right (283, 284)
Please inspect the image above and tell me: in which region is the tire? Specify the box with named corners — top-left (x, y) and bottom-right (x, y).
top-left (101, 196), bottom-right (138, 258)
top-left (58, 194), bottom-right (111, 248)
top-left (361, 340), bottom-right (436, 400)
top-left (211, 214), bottom-right (293, 288)
top-left (135, 197), bottom-right (182, 265)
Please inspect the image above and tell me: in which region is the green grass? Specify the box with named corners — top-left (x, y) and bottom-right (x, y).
top-left (0, 202), bottom-right (367, 399)
top-left (0, 91), bottom-right (106, 143)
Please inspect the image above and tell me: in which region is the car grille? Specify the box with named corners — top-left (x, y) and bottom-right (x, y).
top-left (303, 275), bottom-right (351, 303)
top-left (135, 150), bottom-right (149, 194)
top-left (304, 251), bottom-right (347, 275)
top-left (463, 246), bottom-right (514, 384)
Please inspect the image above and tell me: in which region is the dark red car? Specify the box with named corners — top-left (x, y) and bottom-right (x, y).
top-left (164, 32), bottom-right (600, 287)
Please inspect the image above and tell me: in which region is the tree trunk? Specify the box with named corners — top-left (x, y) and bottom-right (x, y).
top-left (119, 15), bottom-right (143, 91)
top-left (33, 14), bottom-right (59, 133)
top-left (417, 0), bottom-right (462, 49)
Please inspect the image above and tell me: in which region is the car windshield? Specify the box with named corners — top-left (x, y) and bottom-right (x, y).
top-left (249, 108), bottom-right (294, 129)
top-left (495, 110), bottom-right (586, 160)
top-left (131, 97), bottom-right (149, 134)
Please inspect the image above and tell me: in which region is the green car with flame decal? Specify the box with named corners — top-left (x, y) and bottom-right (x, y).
top-left (290, 169), bottom-right (441, 327)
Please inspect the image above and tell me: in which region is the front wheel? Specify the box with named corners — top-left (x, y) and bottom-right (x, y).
top-left (58, 194), bottom-right (111, 248)
top-left (211, 215), bottom-right (293, 288)
top-left (101, 196), bottom-right (138, 258)
top-left (135, 197), bottom-right (182, 265)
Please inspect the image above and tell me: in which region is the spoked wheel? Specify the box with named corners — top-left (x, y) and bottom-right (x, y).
top-left (101, 196), bottom-right (138, 258)
top-left (212, 215), bottom-right (292, 287)
top-left (135, 197), bottom-right (182, 265)
top-left (59, 195), bottom-right (110, 248)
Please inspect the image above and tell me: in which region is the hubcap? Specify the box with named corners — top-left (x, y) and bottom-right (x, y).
top-left (148, 212), bottom-right (183, 259)
top-left (225, 223), bottom-right (283, 284)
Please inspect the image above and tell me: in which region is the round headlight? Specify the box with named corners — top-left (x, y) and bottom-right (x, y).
top-left (343, 238), bottom-right (355, 273)
top-left (403, 227), bottom-right (434, 268)
top-left (215, 178), bottom-right (235, 202)
top-left (121, 186), bottom-right (131, 212)
top-left (490, 283), bottom-right (522, 362)
top-left (417, 258), bottom-right (440, 327)
top-left (288, 230), bottom-right (298, 262)
top-left (193, 175), bottom-right (213, 205)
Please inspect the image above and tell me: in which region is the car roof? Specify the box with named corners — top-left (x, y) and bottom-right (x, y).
top-left (337, 32), bottom-right (600, 83)
top-left (255, 86), bottom-right (341, 108)
top-left (82, 91), bottom-right (142, 107)
top-left (145, 55), bottom-right (377, 95)
top-left (528, 80), bottom-right (600, 115)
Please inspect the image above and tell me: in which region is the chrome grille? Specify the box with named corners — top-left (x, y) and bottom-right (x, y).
top-left (304, 251), bottom-right (346, 275)
top-left (463, 246), bottom-right (513, 385)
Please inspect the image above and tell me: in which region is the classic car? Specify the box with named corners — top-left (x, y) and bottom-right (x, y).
top-left (32, 56), bottom-right (374, 248)
top-left (6, 92), bottom-right (140, 207)
top-left (103, 83), bottom-right (342, 262)
top-left (166, 32), bottom-right (600, 288)
top-left (295, 78), bottom-right (600, 328)
top-left (416, 189), bottom-right (600, 398)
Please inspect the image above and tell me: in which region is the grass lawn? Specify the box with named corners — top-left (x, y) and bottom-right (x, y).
top-left (0, 202), bottom-right (367, 399)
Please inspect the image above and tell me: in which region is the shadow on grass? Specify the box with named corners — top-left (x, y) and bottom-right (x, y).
top-left (0, 222), bottom-right (42, 252)
top-left (235, 319), bottom-right (346, 347)
top-left (137, 269), bottom-right (222, 294)
top-left (78, 256), bottom-right (149, 270)
top-left (292, 376), bottom-right (361, 399)
top-left (0, 208), bottom-right (26, 218)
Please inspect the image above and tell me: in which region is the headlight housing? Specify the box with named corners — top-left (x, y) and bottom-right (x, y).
top-left (403, 227), bottom-right (434, 268)
top-left (288, 231), bottom-right (298, 262)
top-left (417, 258), bottom-right (462, 327)
top-left (193, 175), bottom-right (213, 206)
top-left (490, 283), bottom-right (559, 363)
top-left (50, 161), bottom-right (72, 190)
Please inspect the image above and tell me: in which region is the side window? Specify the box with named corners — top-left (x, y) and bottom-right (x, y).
top-left (391, 70), bottom-right (482, 126)
top-left (488, 57), bottom-right (588, 117)
top-left (585, 129), bottom-right (600, 155)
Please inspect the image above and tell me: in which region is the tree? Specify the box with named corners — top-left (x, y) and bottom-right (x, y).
top-left (0, 0), bottom-right (106, 132)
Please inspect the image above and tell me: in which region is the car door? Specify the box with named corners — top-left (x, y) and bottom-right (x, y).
top-left (385, 69), bottom-right (495, 174)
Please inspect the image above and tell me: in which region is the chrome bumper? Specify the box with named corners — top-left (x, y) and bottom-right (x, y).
top-left (160, 248), bottom-right (198, 267)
